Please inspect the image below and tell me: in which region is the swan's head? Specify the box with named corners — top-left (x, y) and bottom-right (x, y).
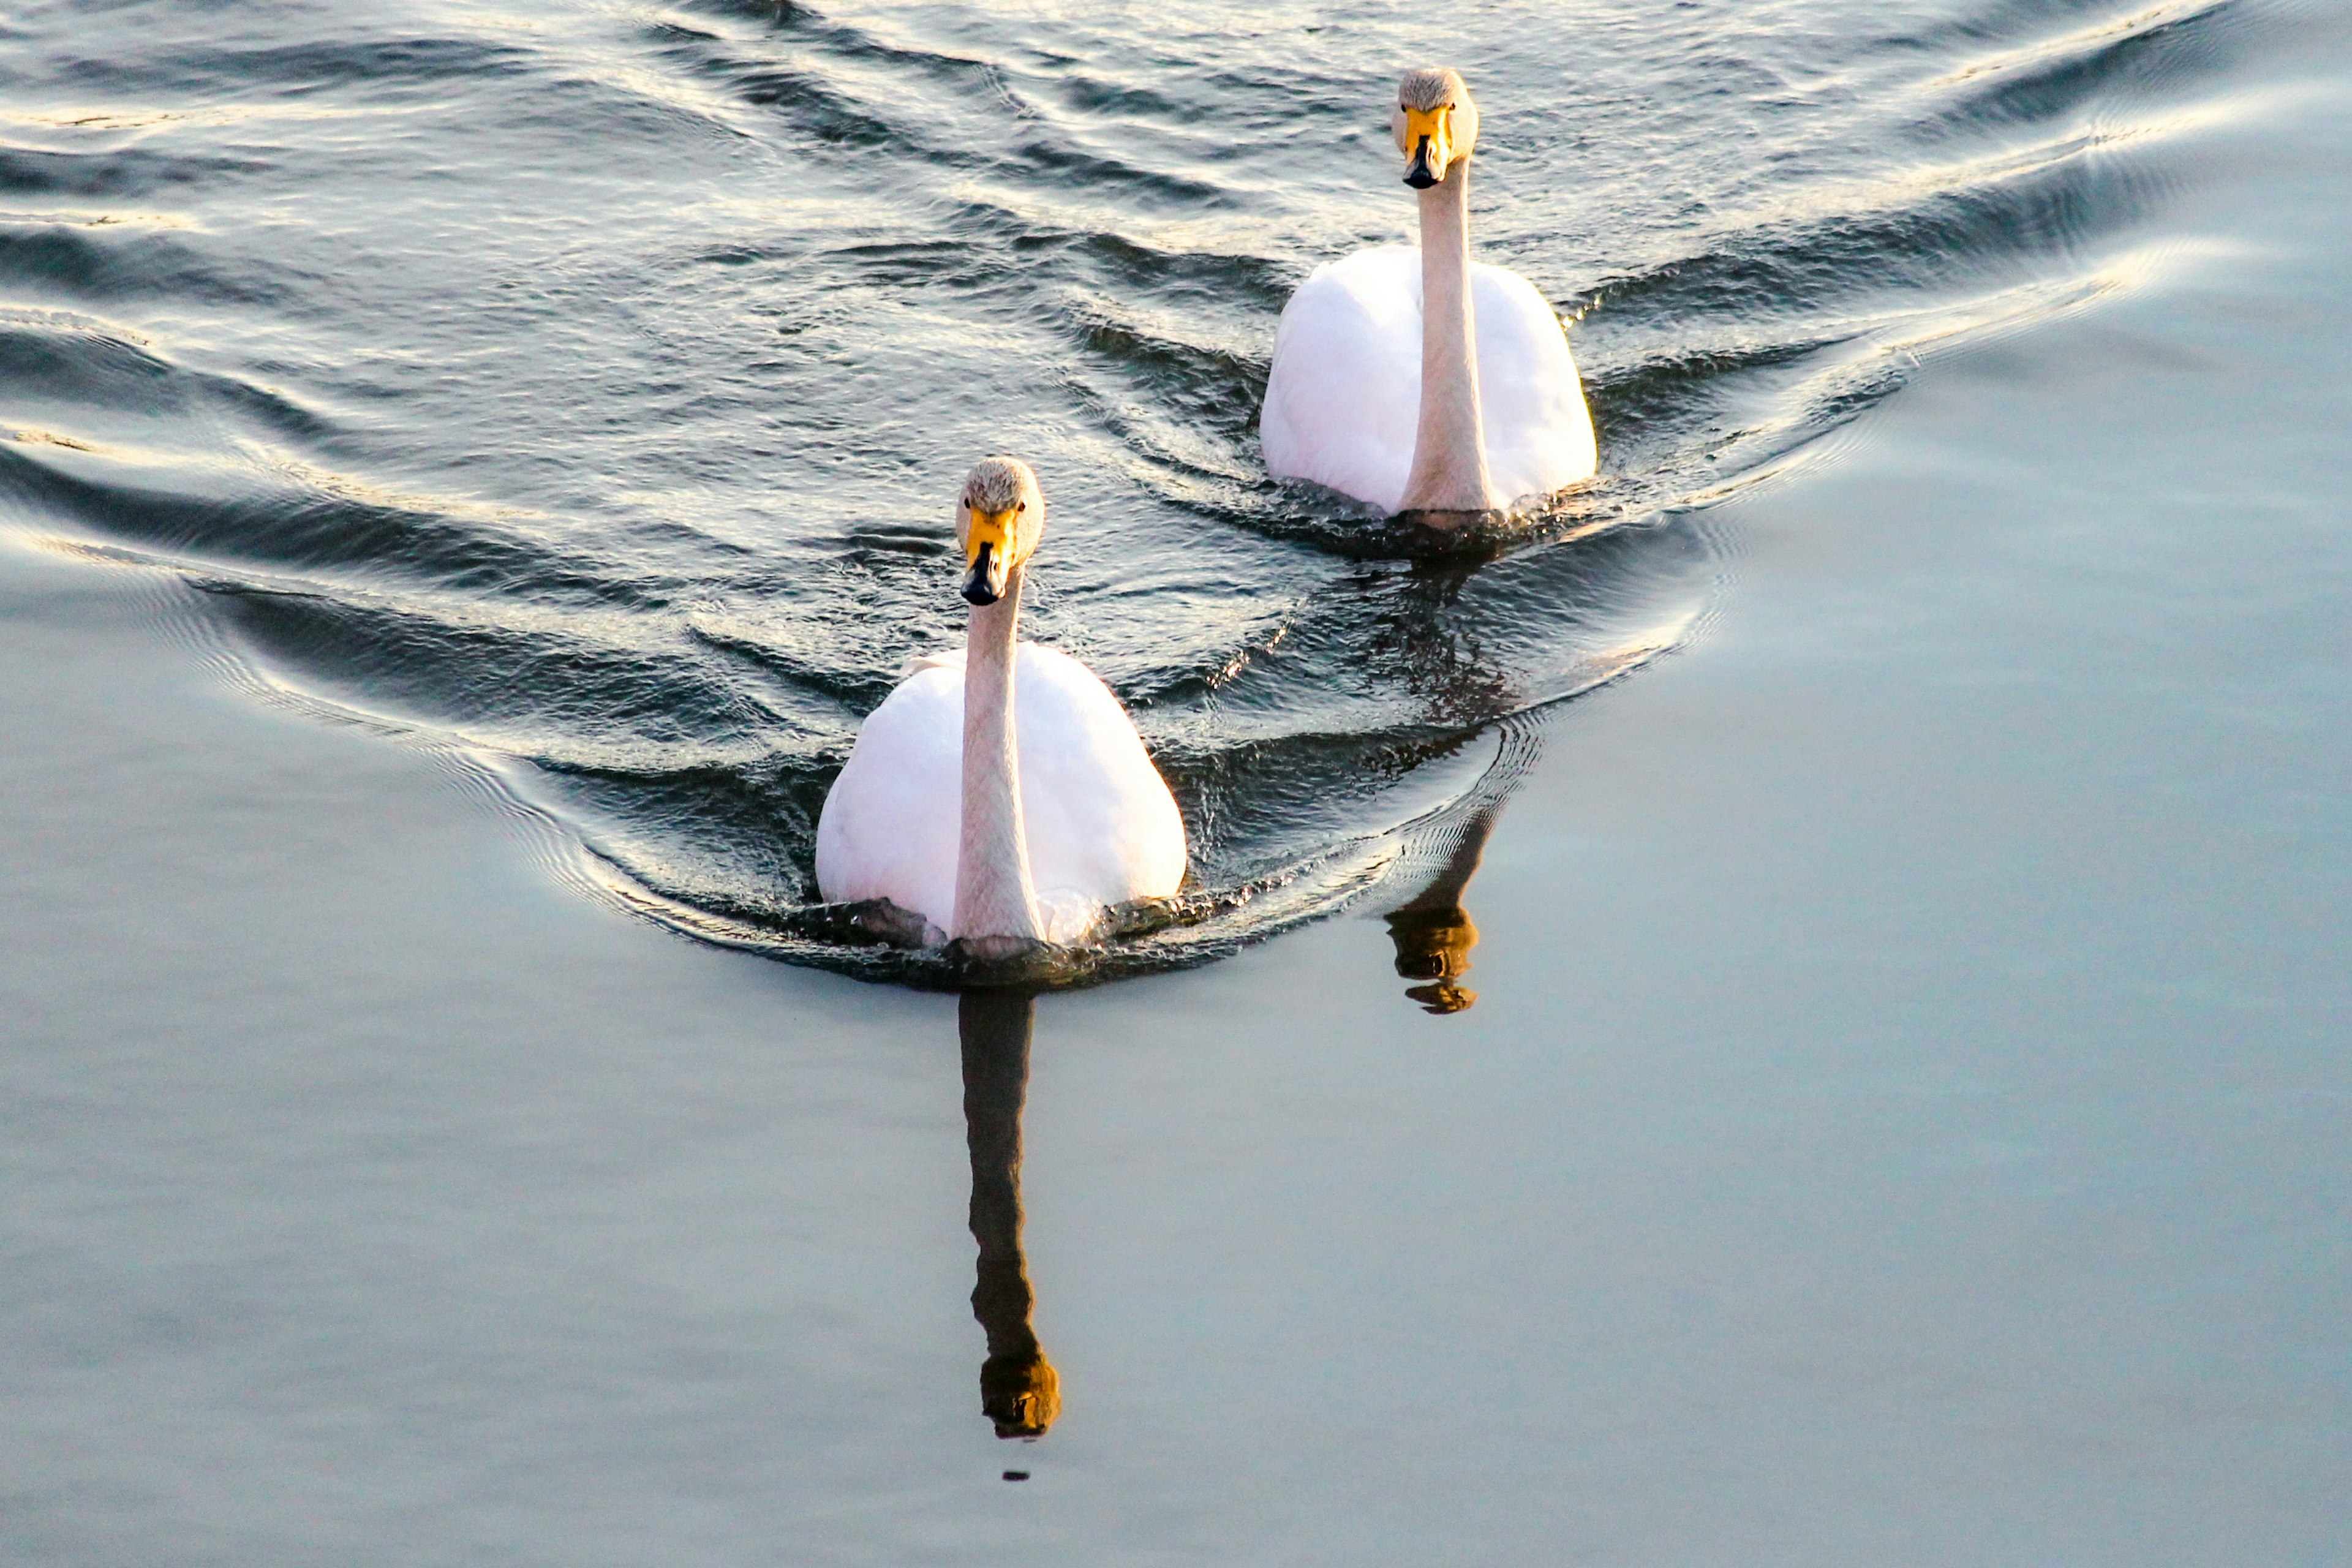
top-left (1393, 67), bottom-right (1479, 189)
top-left (956, 455), bottom-right (1045, 607)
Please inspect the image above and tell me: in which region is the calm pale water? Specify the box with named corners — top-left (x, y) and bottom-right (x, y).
top-left (2, 0), bottom-right (2348, 1562)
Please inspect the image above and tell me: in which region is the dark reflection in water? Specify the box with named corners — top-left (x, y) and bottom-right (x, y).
top-left (959, 990), bottom-right (1060, 1441)
top-left (1361, 559), bottom-right (1542, 1015)
top-left (1369, 677), bottom-right (1550, 1016)
top-left (1385, 805), bottom-right (1501, 1016)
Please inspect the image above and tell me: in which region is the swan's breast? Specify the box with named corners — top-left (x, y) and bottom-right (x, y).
top-left (813, 644), bottom-right (1186, 941)
top-left (1007, 644), bottom-right (1187, 915)
top-left (1259, 246), bottom-right (1596, 511)
top-left (1261, 246), bottom-right (1425, 514)
top-left (813, 661), bottom-right (965, 935)
top-left (1468, 263), bottom-right (1597, 503)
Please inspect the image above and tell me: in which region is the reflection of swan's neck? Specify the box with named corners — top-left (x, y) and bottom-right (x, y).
top-left (1385, 807), bottom-right (1500, 1014)
top-left (1401, 157), bottom-right (1502, 517)
top-left (961, 992), bottom-right (1060, 1439)
top-left (955, 570), bottom-right (1046, 943)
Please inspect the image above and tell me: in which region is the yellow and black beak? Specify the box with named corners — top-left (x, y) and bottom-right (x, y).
top-left (962, 507), bottom-right (1017, 606)
top-left (1403, 105), bottom-right (1452, 189)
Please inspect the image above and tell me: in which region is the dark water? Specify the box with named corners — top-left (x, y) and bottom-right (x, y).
top-left (0, 0), bottom-right (2275, 982)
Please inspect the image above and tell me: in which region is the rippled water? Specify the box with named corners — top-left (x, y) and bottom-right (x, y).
top-left (0, 0), bottom-right (2263, 983)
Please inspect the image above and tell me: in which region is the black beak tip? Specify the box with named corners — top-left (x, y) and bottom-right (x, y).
top-left (1404, 134), bottom-right (1438, 189)
top-left (961, 538), bottom-right (1001, 605)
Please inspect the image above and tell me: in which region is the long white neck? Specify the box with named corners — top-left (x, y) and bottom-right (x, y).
top-left (954, 568), bottom-right (1046, 943)
top-left (1400, 156), bottom-right (1504, 516)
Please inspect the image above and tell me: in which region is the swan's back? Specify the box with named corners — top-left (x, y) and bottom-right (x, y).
top-left (814, 644), bottom-right (1185, 943)
top-left (1261, 245), bottom-right (1596, 514)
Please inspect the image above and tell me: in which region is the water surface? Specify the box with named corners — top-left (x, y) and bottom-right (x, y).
top-left (2, 1), bottom-right (2348, 1562)
top-left (0, 0), bottom-right (2277, 979)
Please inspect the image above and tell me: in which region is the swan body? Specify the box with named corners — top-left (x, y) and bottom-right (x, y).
top-left (813, 456), bottom-right (1186, 949)
top-left (1260, 67), bottom-right (1596, 523)
top-left (1261, 246), bottom-right (1595, 516)
top-left (815, 643), bottom-right (1185, 946)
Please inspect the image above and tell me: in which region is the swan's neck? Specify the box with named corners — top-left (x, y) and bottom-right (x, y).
top-left (954, 569), bottom-right (1046, 943)
top-left (1401, 156), bottom-right (1504, 518)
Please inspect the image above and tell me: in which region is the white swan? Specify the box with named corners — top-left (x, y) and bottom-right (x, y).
top-left (814, 457), bottom-right (1188, 952)
top-left (1261, 67), bottom-right (1597, 524)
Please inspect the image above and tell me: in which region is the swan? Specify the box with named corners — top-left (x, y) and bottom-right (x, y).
top-left (1261, 67), bottom-right (1597, 527)
top-left (813, 456), bottom-right (1188, 954)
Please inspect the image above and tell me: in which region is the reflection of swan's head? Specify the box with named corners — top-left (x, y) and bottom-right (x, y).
top-left (981, 1349), bottom-right (1061, 1439)
top-left (1393, 67), bottom-right (1480, 190)
top-left (1386, 905), bottom-right (1480, 1015)
top-left (957, 456), bottom-right (1046, 607)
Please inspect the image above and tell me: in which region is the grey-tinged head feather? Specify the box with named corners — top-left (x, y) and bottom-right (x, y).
top-left (1399, 67), bottom-right (1465, 113)
top-left (961, 456), bottom-right (1037, 514)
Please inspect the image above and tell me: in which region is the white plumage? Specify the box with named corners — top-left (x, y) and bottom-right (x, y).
top-left (1261, 245), bottom-right (1596, 515)
top-left (814, 643), bottom-right (1186, 946)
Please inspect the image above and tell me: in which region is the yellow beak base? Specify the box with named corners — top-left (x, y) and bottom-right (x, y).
top-left (962, 507), bottom-right (1018, 606)
top-left (1403, 105), bottom-right (1453, 187)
